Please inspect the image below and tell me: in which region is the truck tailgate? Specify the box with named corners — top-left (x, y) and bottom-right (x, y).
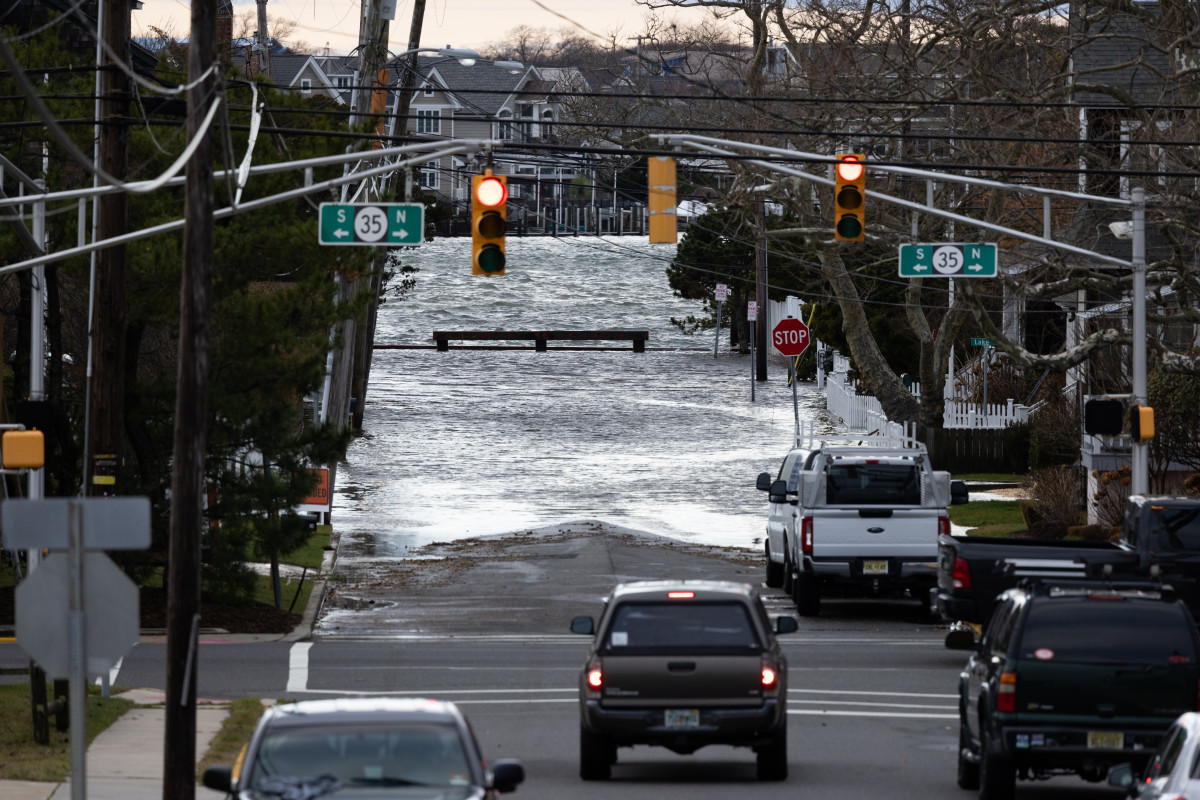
top-left (811, 508), bottom-right (938, 558)
top-left (600, 655), bottom-right (765, 708)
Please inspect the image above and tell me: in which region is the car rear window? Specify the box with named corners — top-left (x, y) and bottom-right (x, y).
top-left (603, 601), bottom-right (761, 652)
top-left (1018, 600), bottom-right (1196, 665)
top-left (826, 463), bottom-right (921, 505)
top-left (1145, 505), bottom-right (1200, 552)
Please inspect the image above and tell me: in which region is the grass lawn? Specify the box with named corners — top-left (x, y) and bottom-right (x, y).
top-left (196, 697), bottom-right (269, 779)
top-left (949, 499), bottom-right (1027, 537)
top-left (0, 683), bottom-right (135, 782)
top-left (954, 473), bottom-right (1029, 483)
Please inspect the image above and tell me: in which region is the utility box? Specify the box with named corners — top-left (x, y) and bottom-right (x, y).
top-left (3, 429), bottom-right (44, 469)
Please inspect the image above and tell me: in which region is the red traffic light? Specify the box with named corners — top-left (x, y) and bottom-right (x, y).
top-left (475, 176), bottom-right (507, 207)
top-left (836, 155), bottom-right (864, 182)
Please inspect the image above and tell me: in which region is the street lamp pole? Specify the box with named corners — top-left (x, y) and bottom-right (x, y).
top-left (1131, 185), bottom-right (1148, 495)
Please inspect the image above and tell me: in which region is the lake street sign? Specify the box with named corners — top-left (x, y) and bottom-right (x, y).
top-left (319, 203), bottom-right (425, 246)
top-left (970, 337), bottom-right (995, 347)
top-left (898, 243), bottom-right (998, 278)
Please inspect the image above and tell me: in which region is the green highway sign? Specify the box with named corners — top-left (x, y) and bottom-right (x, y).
top-left (898, 243), bottom-right (998, 278)
top-left (970, 337), bottom-right (995, 347)
top-left (319, 203), bottom-right (425, 246)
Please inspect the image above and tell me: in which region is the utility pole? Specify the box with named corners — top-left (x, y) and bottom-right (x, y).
top-left (163, 0), bottom-right (216, 797)
top-left (348, 0), bottom-right (407, 431)
top-left (255, 0), bottom-right (270, 77)
top-left (91, 0), bottom-right (130, 498)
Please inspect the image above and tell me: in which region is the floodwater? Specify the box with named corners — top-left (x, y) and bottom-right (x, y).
top-left (331, 235), bottom-right (838, 560)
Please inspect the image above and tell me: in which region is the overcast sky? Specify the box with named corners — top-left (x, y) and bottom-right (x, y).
top-left (132, 0), bottom-right (715, 57)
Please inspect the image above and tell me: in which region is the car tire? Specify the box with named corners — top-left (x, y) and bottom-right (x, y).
top-left (978, 725), bottom-right (1014, 800)
top-left (956, 722), bottom-right (980, 790)
top-left (579, 727), bottom-right (613, 781)
top-left (795, 571), bottom-right (821, 617)
top-left (756, 726), bottom-right (788, 781)
top-left (765, 542), bottom-right (784, 588)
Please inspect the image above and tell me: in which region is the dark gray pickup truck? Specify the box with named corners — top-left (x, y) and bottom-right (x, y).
top-left (934, 495), bottom-right (1200, 625)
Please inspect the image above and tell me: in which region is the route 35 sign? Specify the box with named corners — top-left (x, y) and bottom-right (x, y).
top-left (772, 317), bottom-right (810, 357)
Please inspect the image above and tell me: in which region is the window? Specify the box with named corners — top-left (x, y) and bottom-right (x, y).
top-left (541, 109), bottom-right (553, 140)
top-left (423, 82), bottom-right (434, 97)
top-left (495, 110), bottom-right (513, 141)
top-left (418, 164), bottom-right (440, 189)
top-left (336, 76), bottom-right (350, 88)
top-left (825, 463), bottom-right (921, 505)
top-left (1018, 600), bottom-right (1196, 664)
top-left (603, 602), bottom-right (761, 652)
top-left (300, 78), bottom-right (312, 96)
top-left (416, 109), bottom-right (441, 135)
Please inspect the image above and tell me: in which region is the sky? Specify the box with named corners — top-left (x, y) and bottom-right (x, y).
top-left (132, 0), bottom-right (716, 57)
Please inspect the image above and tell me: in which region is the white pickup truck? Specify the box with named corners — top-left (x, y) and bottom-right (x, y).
top-left (755, 432), bottom-right (968, 615)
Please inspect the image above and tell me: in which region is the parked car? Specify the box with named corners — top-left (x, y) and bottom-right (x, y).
top-left (201, 697), bottom-right (524, 799)
top-left (756, 432), bottom-right (967, 615)
top-left (948, 579), bottom-right (1200, 800)
top-left (934, 494), bottom-right (1200, 626)
top-left (1108, 712), bottom-right (1200, 799)
top-left (569, 580), bottom-right (797, 781)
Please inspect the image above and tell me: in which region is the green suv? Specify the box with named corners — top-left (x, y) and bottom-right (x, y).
top-left (569, 580), bottom-right (798, 781)
top-left (949, 580), bottom-right (1200, 800)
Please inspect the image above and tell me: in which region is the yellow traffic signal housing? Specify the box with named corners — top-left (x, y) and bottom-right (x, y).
top-left (472, 172), bottom-right (507, 276)
top-left (833, 154), bottom-right (866, 241)
top-left (2, 429), bottom-right (44, 469)
top-left (647, 156), bottom-right (677, 244)
top-left (1130, 404), bottom-right (1155, 441)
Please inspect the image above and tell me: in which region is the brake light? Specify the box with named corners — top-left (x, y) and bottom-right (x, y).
top-left (801, 517), bottom-right (813, 554)
top-left (761, 657), bottom-right (779, 691)
top-left (952, 557), bottom-right (971, 590)
top-left (667, 591), bottom-right (694, 599)
top-left (997, 671), bottom-right (1016, 713)
top-left (586, 658), bottom-right (603, 694)
top-left (938, 515), bottom-right (951, 537)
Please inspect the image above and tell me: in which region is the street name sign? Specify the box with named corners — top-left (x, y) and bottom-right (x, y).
top-left (772, 317), bottom-right (810, 357)
top-left (898, 243), bottom-right (998, 278)
top-left (319, 203), bottom-right (425, 246)
top-left (970, 337), bottom-right (995, 347)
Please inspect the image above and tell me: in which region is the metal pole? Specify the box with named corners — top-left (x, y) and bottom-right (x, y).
top-left (68, 500), bottom-right (86, 800)
top-left (982, 345), bottom-right (989, 424)
top-left (790, 357), bottom-right (800, 442)
top-left (714, 301), bottom-right (722, 358)
top-left (750, 320), bottom-right (755, 402)
top-left (1131, 186), bottom-right (1147, 495)
top-left (29, 185), bottom-right (45, 519)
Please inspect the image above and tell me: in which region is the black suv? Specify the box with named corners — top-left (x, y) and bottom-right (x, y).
top-left (948, 580), bottom-right (1200, 800)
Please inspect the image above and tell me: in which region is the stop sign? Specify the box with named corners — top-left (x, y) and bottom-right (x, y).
top-left (772, 317), bottom-right (810, 357)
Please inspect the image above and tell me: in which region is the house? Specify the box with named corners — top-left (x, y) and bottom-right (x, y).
top-left (7, 0), bottom-right (157, 73)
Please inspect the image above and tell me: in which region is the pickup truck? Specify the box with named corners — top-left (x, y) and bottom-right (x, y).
top-left (756, 433), bottom-right (968, 616)
top-left (947, 579), bottom-right (1200, 800)
top-left (934, 494), bottom-right (1200, 625)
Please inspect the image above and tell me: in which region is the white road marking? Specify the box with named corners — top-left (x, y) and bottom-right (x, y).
top-left (790, 709), bottom-right (957, 719)
top-left (287, 642), bottom-right (312, 693)
top-left (791, 688), bottom-right (957, 699)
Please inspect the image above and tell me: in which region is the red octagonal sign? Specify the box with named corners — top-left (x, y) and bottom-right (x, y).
top-left (772, 317), bottom-right (810, 357)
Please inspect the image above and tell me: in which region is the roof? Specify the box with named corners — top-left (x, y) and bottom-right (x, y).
top-left (1071, 2), bottom-right (1174, 107)
top-left (264, 698), bottom-right (465, 726)
top-left (413, 56), bottom-right (532, 117)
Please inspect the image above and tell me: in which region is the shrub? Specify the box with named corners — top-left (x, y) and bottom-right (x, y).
top-left (1021, 465), bottom-right (1085, 539)
top-left (1091, 464), bottom-right (1132, 529)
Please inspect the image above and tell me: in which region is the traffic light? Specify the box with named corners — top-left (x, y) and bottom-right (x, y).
top-left (472, 172), bottom-right (507, 276)
top-left (1130, 404), bottom-right (1155, 441)
top-left (833, 153), bottom-right (866, 241)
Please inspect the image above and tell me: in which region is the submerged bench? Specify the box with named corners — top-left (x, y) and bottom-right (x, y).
top-left (433, 330), bottom-right (648, 352)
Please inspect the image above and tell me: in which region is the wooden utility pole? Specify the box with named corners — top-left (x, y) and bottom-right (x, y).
top-left (163, 0), bottom-right (216, 796)
top-left (91, 0), bottom-right (130, 496)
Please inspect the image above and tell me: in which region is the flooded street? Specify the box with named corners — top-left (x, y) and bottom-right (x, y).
top-left (331, 236), bottom-right (837, 564)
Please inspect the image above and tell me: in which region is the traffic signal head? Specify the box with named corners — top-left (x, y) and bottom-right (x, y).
top-left (1084, 398), bottom-right (1125, 436)
top-left (833, 154), bottom-right (865, 241)
top-left (1130, 404), bottom-right (1155, 441)
top-left (472, 173), bottom-right (507, 276)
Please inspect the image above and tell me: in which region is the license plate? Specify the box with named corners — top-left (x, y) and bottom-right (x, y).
top-left (863, 560), bottom-right (888, 575)
top-left (664, 709), bottom-right (700, 729)
top-left (1087, 731), bottom-right (1124, 750)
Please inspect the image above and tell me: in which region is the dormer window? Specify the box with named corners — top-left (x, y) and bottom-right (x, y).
top-left (300, 78), bottom-right (312, 96)
top-left (423, 82), bottom-right (434, 97)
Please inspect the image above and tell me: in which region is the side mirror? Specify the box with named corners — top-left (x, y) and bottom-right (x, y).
top-left (951, 480), bottom-right (969, 506)
top-left (1106, 762), bottom-right (1133, 791)
top-left (202, 765), bottom-right (233, 793)
top-left (756, 472), bottom-right (773, 491)
top-left (944, 626), bottom-right (977, 651)
top-left (769, 479), bottom-right (792, 504)
top-left (570, 615), bottom-right (594, 635)
top-left (491, 759), bottom-right (525, 793)
top-left (775, 616), bottom-right (798, 634)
